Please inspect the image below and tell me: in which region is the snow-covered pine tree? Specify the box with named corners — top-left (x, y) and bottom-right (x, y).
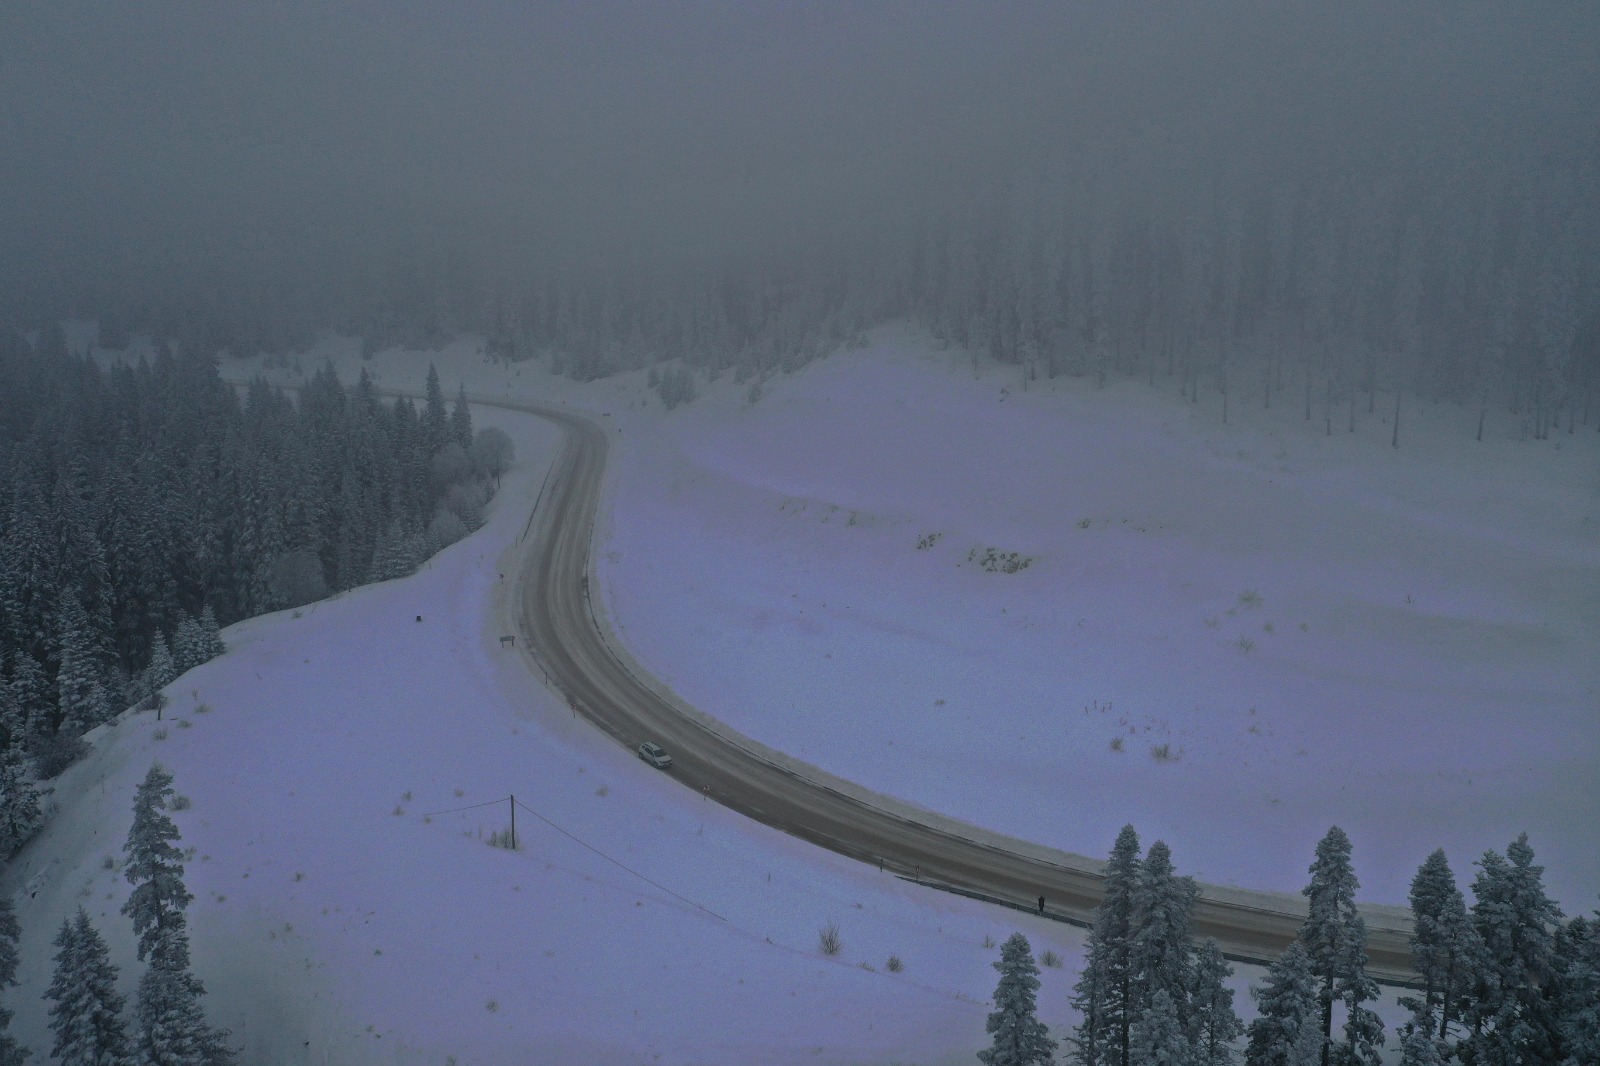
top-left (197, 606), bottom-right (225, 662)
top-left (1405, 849), bottom-right (1477, 1047)
top-left (979, 933), bottom-right (1057, 1066)
top-left (46, 908), bottom-right (133, 1066)
top-left (1397, 1005), bottom-right (1446, 1066)
top-left (1335, 916), bottom-right (1385, 1066)
top-left (1130, 988), bottom-right (1191, 1066)
top-left (171, 615), bottom-right (204, 676)
top-left (144, 632), bottom-right (176, 703)
top-left (423, 364), bottom-right (449, 454)
top-left (1460, 834), bottom-right (1564, 1065)
top-left (0, 897), bottom-right (28, 1066)
top-left (121, 764), bottom-right (231, 1065)
top-left (1190, 938), bottom-right (1244, 1066)
top-left (122, 763), bottom-right (193, 964)
top-left (1554, 914), bottom-right (1599, 1066)
top-left (1246, 941), bottom-right (1322, 1066)
top-left (1069, 825), bottom-right (1141, 1066)
top-left (1131, 840), bottom-right (1199, 1025)
top-left (1298, 827), bottom-right (1363, 1066)
top-left (450, 384), bottom-right (473, 450)
top-left (56, 591), bottom-right (110, 734)
top-left (0, 742), bottom-right (41, 859)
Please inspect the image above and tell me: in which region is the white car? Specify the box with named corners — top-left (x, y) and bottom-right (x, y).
top-left (637, 741), bottom-right (672, 769)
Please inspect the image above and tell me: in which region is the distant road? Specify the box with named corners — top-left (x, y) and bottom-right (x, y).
top-left (475, 394), bottom-right (1418, 985)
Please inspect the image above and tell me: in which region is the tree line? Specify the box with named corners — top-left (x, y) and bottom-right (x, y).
top-left (0, 325), bottom-right (513, 842)
top-left (978, 826), bottom-right (1598, 1065)
top-left (0, 763), bottom-right (231, 1065)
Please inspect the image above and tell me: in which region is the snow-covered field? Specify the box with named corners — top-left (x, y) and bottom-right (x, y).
top-left (5, 397), bottom-right (1099, 1064)
top-left (10, 323), bottom-right (1586, 1061)
top-left (595, 328), bottom-right (1598, 913)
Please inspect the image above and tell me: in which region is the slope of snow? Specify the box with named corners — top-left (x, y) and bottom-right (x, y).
top-left (592, 327), bottom-right (1599, 912)
top-left (4, 401), bottom-right (1106, 1064)
top-left (11, 323), bottom-right (1571, 1060)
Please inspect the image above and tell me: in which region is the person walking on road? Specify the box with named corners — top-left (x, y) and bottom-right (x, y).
top-left (1037, 895), bottom-right (1045, 915)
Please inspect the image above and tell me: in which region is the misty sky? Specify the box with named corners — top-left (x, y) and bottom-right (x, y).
top-left (3, 2), bottom-right (1596, 305)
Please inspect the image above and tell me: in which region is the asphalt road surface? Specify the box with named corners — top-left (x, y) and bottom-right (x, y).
top-left (481, 394), bottom-right (1417, 985)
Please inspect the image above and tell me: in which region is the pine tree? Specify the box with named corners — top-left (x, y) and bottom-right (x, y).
top-left (143, 633), bottom-right (176, 702)
top-left (196, 607), bottom-right (224, 662)
top-left (1554, 914), bottom-right (1599, 1066)
top-left (122, 764), bottom-right (193, 965)
top-left (56, 591), bottom-right (109, 734)
top-left (979, 933), bottom-right (1057, 1066)
top-left (1335, 916), bottom-right (1385, 1066)
top-left (1070, 825), bottom-right (1141, 1066)
top-left (1130, 988), bottom-right (1192, 1066)
top-left (46, 908), bottom-right (132, 1066)
top-left (1397, 1006), bottom-right (1445, 1066)
top-left (1298, 827), bottom-right (1362, 1066)
top-left (1246, 942), bottom-right (1323, 1066)
top-left (1189, 938), bottom-right (1244, 1066)
top-left (0, 897), bottom-right (29, 1066)
top-left (450, 384), bottom-right (473, 450)
top-left (1460, 834), bottom-right (1564, 1066)
top-left (0, 743), bottom-right (41, 859)
top-left (121, 764), bottom-right (231, 1065)
top-left (1131, 840), bottom-right (1199, 1024)
top-left (423, 364), bottom-right (449, 454)
top-left (170, 615), bottom-right (205, 676)
top-left (1404, 849), bottom-right (1476, 1046)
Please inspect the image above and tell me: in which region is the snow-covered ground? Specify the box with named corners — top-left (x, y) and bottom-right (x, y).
top-left (594, 327), bottom-right (1599, 913)
top-left (11, 322), bottom-right (1585, 1060)
top-left (5, 398), bottom-right (1100, 1064)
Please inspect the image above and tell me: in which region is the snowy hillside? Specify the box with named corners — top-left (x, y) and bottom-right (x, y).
top-left (593, 326), bottom-right (1599, 912)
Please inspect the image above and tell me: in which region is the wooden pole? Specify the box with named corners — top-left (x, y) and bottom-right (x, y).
top-left (510, 795), bottom-right (516, 850)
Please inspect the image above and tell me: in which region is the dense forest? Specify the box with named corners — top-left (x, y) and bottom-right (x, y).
top-left (0, 324), bottom-right (512, 802)
top-left (976, 826), bottom-right (1598, 1066)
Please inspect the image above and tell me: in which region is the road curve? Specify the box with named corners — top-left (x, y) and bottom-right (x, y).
top-left (480, 394), bottom-right (1418, 986)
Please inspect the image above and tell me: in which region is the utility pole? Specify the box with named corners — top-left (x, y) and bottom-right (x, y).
top-left (510, 795), bottom-right (516, 850)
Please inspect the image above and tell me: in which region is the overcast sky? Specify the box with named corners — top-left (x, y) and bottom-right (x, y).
top-left (2, 2), bottom-right (1595, 306)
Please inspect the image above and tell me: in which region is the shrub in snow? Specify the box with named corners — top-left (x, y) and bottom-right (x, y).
top-left (818, 921), bottom-right (842, 956)
top-left (428, 508), bottom-right (469, 553)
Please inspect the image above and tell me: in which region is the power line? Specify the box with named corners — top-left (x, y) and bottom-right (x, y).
top-left (512, 797), bottom-right (726, 923)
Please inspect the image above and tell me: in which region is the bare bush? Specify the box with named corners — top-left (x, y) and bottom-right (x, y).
top-left (819, 920), bottom-right (842, 956)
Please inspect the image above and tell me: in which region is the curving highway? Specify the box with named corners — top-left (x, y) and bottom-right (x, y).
top-left (480, 394), bottom-right (1418, 986)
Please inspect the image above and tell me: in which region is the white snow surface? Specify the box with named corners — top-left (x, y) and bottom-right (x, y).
top-left (593, 329), bottom-right (1598, 913)
top-left (6, 323), bottom-right (1589, 1061)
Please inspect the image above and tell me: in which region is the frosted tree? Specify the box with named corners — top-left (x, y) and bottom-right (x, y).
top-left (423, 364), bottom-right (449, 453)
top-left (1404, 849), bottom-right (1477, 1046)
top-left (978, 933), bottom-right (1057, 1066)
top-left (143, 632), bottom-right (177, 700)
top-left (1460, 834), bottom-right (1563, 1065)
top-left (0, 897), bottom-right (28, 1066)
top-left (1189, 938), bottom-right (1244, 1066)
top-left (450, 384), bottom-right (474, 450)
top-left (1130, 988), bottom-right (1191, 1066)
top-left (1069, 824), bottom-right (1142, 1066)
top-left (1245, 941), bottom-right (1322, 1066)
top-left (0, 742), bottom-right (41, 859)
top-left (197, 607), bottom-right (225, 662)
top-left (1131, 840), bottom-right (1199, 1024)
top-left (1554, 914), bottom-right (1599, 1066)
top-left (56, 592), bottom-right (110, 734)
top-left (121, 764), bottom-right (231, 1066)
top-left (46, 908), bottom-right (132, 1066)
top-left (1397, 1020), bottom-right (1445, 1066)
top-left (170, 615), bottom-right (205, 676)
top-left (1298, 827), bottom-right (1364, 1066)
top-left (1335, 919), bottom-right (1385, 1066)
